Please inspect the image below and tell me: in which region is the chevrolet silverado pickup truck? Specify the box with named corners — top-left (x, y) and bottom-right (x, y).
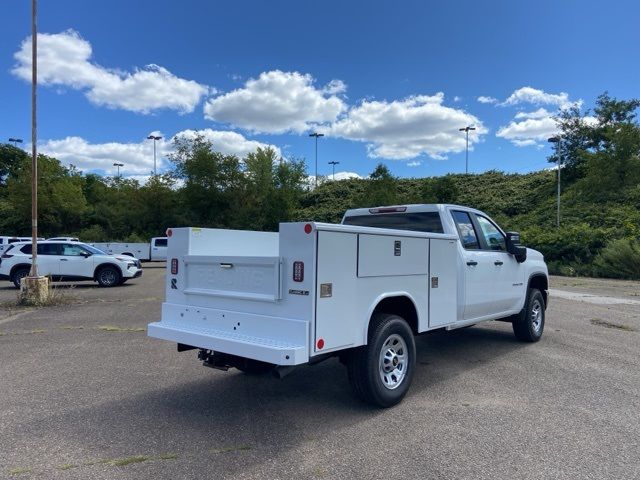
top-left (148, 204), bottom-right (548, 407)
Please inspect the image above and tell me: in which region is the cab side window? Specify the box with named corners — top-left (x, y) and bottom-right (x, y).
top-left (154, 238), bottom-right (168, 247)
top-left (476, 216), bottom-right (507, 251)
top-left (452, 211), bottom-right (480, 250)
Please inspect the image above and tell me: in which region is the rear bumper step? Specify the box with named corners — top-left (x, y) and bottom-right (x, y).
top-left (148, 321), bottom-right (306, 366)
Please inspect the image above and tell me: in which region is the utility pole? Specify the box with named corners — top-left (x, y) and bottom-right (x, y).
top-left (328, 161), bottom-right (339, 180)
top-left (459, 126), bottom-right (476, 174)
top-left (309, 132), bottom-right (324, 187)
top-left (548, 136), bottom-right (562, 227)
top-left (147, 135), bottom-right (162, 175)
top-left (30, 0), bottom-right (38, 278)
top-left (9, 138), bottom-right (24, 148)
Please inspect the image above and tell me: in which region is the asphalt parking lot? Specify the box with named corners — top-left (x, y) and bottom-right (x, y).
top-left (1, 267), bottom-right (639, 479)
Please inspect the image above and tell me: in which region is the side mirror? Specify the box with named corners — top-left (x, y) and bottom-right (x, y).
top-left (81, 252), bottom-right (92, 258)
top-left (505, 231), bottom-right (527, 263)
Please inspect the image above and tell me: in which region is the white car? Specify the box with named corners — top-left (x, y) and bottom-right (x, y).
top-left (0, 241), bottom-right (143, 288)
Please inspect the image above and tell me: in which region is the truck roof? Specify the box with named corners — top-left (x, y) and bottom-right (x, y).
top-left (342, 204), bottom-right (483, 221)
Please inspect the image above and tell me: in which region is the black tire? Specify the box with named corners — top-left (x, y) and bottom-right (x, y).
top-left (96, 265), bottom-right (121, 287)
top-left (11, 267), bottom-right (30, 289)
top-left (346, 313), bottom-right (416, 408)
top-left (512, 288), bottom-right (545, 342)
top-left (236, 359), bottom-right (274, 375)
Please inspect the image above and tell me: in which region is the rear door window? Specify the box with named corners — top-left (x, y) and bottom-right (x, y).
top-left (451, 211), bottom-right (480, 250)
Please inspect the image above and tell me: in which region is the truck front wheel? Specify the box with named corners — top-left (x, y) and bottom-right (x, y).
top-left (347, 313), bottom-right (416, 408)
top-left (512, 288), bottom-right (545, 342)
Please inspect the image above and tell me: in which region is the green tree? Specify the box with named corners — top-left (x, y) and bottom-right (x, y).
top-left (170, 134), bottom-right (244, 228)
top-left (2, 154), bottom-right (87, 235)
top-left (362, 163), bottom-right (397, 206)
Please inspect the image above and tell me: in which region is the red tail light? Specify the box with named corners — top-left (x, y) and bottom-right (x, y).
top-left (293, 261), bottom-right (304, 282)
top-left (171, 258), bottom-right (178, 274)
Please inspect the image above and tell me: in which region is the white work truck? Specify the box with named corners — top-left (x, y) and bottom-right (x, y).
top-left (148, 204), bottom-right (549, 407)
top-left (91, 237), bottom-right (167, 261)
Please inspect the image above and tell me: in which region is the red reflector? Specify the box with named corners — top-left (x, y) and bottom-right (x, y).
top-left (368, 206), bottom-right (407, 214)
top-left (166, 228), bottom-right (173, 237)
top-left (317, 338), bottom-right (325, 350)
top-left (171, 258), bottom-right (178, 274)
top-left (293, 261), bottom-right (304, 282)
top-left (304, 223), bottom-right (313, 234)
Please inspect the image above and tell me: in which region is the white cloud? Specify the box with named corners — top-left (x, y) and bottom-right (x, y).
top-left (39, 130), bottom-right (279, 176)
top-left (477, 96), bottom-right (498, 104)
top-left (502, 87), bottom-right (570, 107)
top-left (203, 70), bottom-right (347, 134)
top-left (496, 116), bottom-right (559, 147)
top-left (453, 96), bottom-right (462, 102)
top-left (326, 93), bottom-right (486, 160)
top-left (333, 171), bottom-right (362, 180)
top-left (12, 30), bottom-right (209, 114)
top-left (514, 108), bottom-right (551, 120)
top-left (172, 129), bottom-right (282, 158)
top-left (407, 161), bottom-right (422, 167)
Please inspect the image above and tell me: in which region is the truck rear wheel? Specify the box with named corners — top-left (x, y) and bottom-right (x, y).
top-left (512, 288), bottom-right (545, 342)
top-left (347, 313), bottom-right (416, 408)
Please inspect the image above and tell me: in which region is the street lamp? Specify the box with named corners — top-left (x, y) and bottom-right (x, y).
top-left (113, 162), bottom-right (124, 178)
top-left (548, 136), bottom-right (562, 228)
top-left (146, 135), bottom-right (162, 176)
top-left (309, 132), bottom-right (324, 187)
top-left (8, 138), bottom-right (23, 148)
top-left (328, 161), bottom-right (339, 181)
top-left (459, 126), bottom-right (476, 174)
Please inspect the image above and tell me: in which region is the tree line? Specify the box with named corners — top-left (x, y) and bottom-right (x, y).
top-left (1, 92), bottom-right (638, 278)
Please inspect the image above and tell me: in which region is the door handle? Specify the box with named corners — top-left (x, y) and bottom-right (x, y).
top-left (466, 260), bottom-right (478, 266)
top-left (494, 260), bottom-right (504, 266)
top-left (220, 263), bottom-right (233, 269)
top-left (60, 259), bottom-right (68, 261)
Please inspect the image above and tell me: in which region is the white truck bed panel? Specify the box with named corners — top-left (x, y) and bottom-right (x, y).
top-left (183, 255), bottom-right (282, 302)
top-left (428, 238), bottom-right (459, 327)
top-left (148, 303), bottom-right (308, 365)
top-left (358, 234), bottom-right (429, 277)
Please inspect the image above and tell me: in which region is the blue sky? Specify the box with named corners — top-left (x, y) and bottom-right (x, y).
top-left (2, 0), bottom-right (638, 181)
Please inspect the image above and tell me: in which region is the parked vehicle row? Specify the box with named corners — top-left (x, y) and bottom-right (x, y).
top-left (0, 241), bottom-right (143, 288)
top-left (148, 203), bottom-right (549, 407)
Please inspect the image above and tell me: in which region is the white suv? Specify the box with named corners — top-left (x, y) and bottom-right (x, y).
top-left (0, 241), bottom-right (143, 288)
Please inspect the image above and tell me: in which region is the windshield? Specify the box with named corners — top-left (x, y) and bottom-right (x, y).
top-left (81, 243), bottom-right (106, 255)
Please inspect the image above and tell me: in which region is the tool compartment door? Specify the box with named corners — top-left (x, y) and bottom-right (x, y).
top-left (428, 238), bottom-right (458, 327)
top-left (315, 231), bottom-right (358, 353)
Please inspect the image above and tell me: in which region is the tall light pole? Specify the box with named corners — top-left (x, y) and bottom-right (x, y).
top-left (548, 136), bottom-right (562, 228)
top-left (30, 0), bottom-right (39, 278)
top-left (459, 126), bottom-right (476, 174)
top-left (9, 138), bottom-right (24, 148)
top-left (113, 162), bottom-right (124, 178)
top-left (147, 135), bottom-right (162, 176)
top-left (309, 132), bottom-right (324, 187)
top-left (328, 161), bottom-right (339, 181)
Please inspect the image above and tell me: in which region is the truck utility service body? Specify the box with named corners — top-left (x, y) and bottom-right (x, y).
top-left (148, 205), bottom-right (548, 406)
top-left (92, 237), bottom-right (168, 262)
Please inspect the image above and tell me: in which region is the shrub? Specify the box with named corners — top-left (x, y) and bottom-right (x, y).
top-left (592, 237), bottom-right (640, 280)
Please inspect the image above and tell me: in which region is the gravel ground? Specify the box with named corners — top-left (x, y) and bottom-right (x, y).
top-left (0, 267), bottom-right (638, 479)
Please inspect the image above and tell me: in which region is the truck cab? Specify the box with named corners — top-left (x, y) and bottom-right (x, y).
top-left (342, 204), bottom-right (548, 325)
